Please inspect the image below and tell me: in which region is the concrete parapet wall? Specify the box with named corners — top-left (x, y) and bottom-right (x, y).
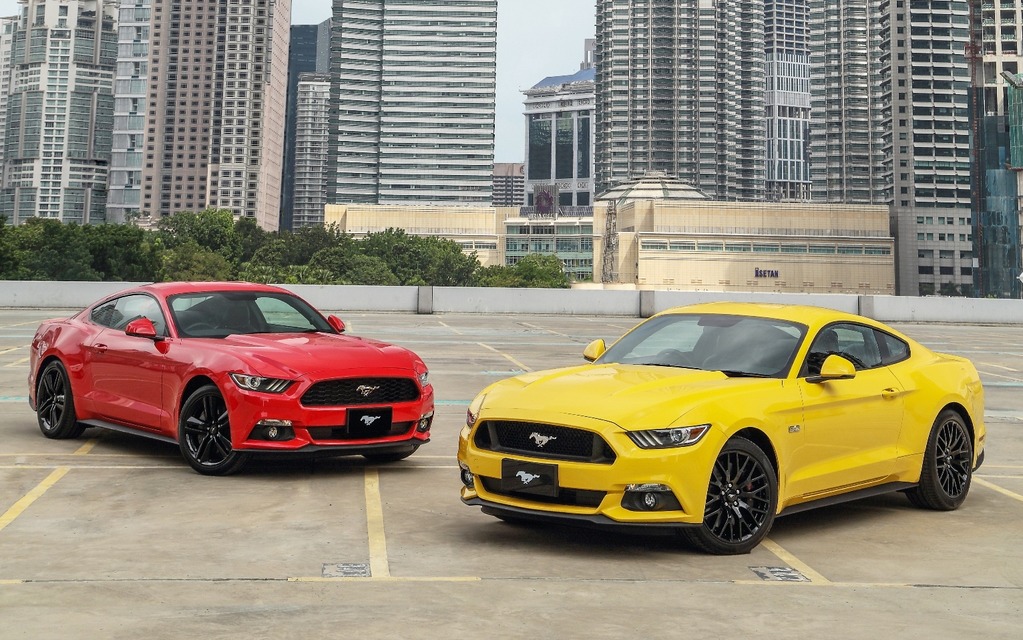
top-left (1, 281), bottom-right (1021, 324)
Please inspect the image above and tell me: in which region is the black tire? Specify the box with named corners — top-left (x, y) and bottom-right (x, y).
top-left (683, 437), bottom-right (778, 555)
top-left (178, 384), bottom-right (249, 476)
top-left (905, 409), bottom-right (973, 511)
top-left (36, 361), bottom-right (86, 439)
top-left (362, 448), bottom-right (417, 464)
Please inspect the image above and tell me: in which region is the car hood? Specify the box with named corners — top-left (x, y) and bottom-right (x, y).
top-left (209, 332), bottom-right (420, 378)
top-left (481, 363), bottom-right (781, 430)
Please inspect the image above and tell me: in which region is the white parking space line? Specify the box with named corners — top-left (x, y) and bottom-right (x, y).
top-left (976, 369), bottom-right (1023, 382)
top-left (977, 362), bottom-right (1021, 372)
top-left (974, 478), bottom-right (1023, 504)
top-left (437, 321), bottom-right (463, 335)
top-left (364, 468), bottom-right (390, 578)
top-left (519, 322), bottom-right (571, 338)
top-left (0, 345), bottom-right (28, 356)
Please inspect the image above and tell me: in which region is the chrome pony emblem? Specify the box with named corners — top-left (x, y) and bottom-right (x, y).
top-left (516, 471), bottom-right (541, 484)
top-left (356, 385), bottom-right (380, 397)
top-left (529, 432), bottom-right (557, 448)
top-left (360, 415), bottom-right (381, 426)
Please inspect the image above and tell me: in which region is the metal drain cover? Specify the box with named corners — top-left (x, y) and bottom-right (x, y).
top-left (322, 563), bottom-right (371, 578)
top-left (749, 566), bottom-right (810, 582)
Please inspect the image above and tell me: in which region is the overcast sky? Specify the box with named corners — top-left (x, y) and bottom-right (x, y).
top-left (0, 0), bottom-right (595, 163)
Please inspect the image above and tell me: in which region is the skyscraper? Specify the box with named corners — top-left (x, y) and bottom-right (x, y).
top-left (765, 0), bottom-right (811, 201)
top-left (328, 0), bottom-right (497, 206)
top-left (808, 0), bottom-right (887, 204)
top-left (883, 0), bottom-right (974, 296)
top-left (970, 0), bottom-right (1022, 298)
top-left (281, 20), bottom-right (331, 231)
top-left (291, 73), bottom-right (332, 229)
top-left (594, 0), bottom-right (765, 200)
top-left (0, 15), bottom-right (18, 175)
top-left (0, 0), bottom-right (117, 225)
top-left (107, 0), bottom-right (151, 225)
top-left (141, 0), bottom-right (290, 230)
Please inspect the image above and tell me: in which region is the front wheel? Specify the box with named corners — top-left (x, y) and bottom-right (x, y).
top-left (178, 385), bottom-right (249, 476)
top-left (36, 361), bottom-right (86, 439)
top-left (682, 437), bottom-right (778, 555)
top-left (905, 409), bottom-right (973, 510)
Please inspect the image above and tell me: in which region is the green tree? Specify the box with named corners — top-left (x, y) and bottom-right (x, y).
top-left (158, 240), bottom-right (234, 282)
top-left (157, 208), bottom-right (240, 261)
top-left (359, 228), bottom-right (480, 286)
top-left (10, 218), bottom-right (100, 281)
top-left (83, 223), bottom-right (160, 281)
top-left (344, 254), bottom-right (400, 285)
top-left (234, 216), bottom-right (270, 264)
top-left (479, 253), bottom-right (568, 289)
top-left (0, 216), bottom-right (19, 279)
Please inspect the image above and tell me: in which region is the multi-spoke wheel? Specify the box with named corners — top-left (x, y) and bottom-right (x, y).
top-left (683, 437), bottom-right (777, 555)
top-left (36, 361), bottom-right (86, 439)
top-left (905, 409), bottom-right (973, 510)
top-left (178, 384), bottom-right (249, 476)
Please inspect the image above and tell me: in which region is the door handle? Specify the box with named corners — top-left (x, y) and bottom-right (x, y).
top-left (92, 343), bottom-right (108, 354)
top-left (881, 388), bottom-right (900, 400)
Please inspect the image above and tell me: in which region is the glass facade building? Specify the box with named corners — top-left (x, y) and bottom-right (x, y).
top-left (765, 0), bottom-right (811, 201)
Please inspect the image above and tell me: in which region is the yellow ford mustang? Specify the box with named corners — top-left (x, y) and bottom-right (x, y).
top-left (457, 302), bottom-right (986, 554)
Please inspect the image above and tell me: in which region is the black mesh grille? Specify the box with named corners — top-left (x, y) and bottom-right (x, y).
top-left (301, 378), bottom-right (420, 407)
top-left (474, 421), bottom-right (615, 464)
top-left (479, 477), bottom-right (606, 507)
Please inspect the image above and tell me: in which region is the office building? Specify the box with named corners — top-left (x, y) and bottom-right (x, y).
top-left (523, 64), bottom-right (595, 208)
top-left (0, 16), bottom-right (18, 175)
top-left (970, 0), bottom-right (1022, 299)
top-left (883, 0), bottom-right (974, 297)
top-left (808, 0), bottom-right (888, 204)
top-left (0, 0), bottom-right (117, 225)
top-left (328, 0), bottom-right (497, 206)
top-left (492, 163), bottom-right (524, 207)
top-left (594, 0), bottom-right (766, 200)
top-left (281, 20), bottom-right (330, 231)
top-left (291, 73), bottom-right (331, 229)
top-left (141, 0), bottom-right (290, 230)
top-left (765, 0), bottom-right (811, 201)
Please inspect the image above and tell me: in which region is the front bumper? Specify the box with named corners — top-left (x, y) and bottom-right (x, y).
top-left (462, 495), bottom-right (697, 535)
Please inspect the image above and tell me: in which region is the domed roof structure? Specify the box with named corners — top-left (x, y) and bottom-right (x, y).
top-left (596, 171), bottom-right (710, 203)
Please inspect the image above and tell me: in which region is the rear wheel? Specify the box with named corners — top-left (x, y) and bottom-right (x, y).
top-left (36, 361), bottom-right (86, 439)
top-left (683, 437), bottom-right (777, 555)
top-left (178, 385), bottom-right (249, 476)
top-left (905, 409), bottom-right (973, 510)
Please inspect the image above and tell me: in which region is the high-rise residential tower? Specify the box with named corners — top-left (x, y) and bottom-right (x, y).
top-left (765, 0), bottom-right (811, 201)
top-left (142, 0), bottom-right (290, 230)
top-left (595, 0), bottom-right (766, 200)
top-left (0, 15), bottom-right (19, 174)
top-left (0, 0), bottom-right (117, 225)
top-left (970, 0), bottom-right (1022, 298)
top-left (328, 0), bottom-right (497, 206)
top-left (808, 0), bottom-right (888, 204)
top-left (107, 0), bottom-right (151, 225)
top-left (281, 20), bottom-right (330, 231)
top-left (883, 0), bottom-right (974, 297)
top-left (291, 73), bottom-right (332, 229)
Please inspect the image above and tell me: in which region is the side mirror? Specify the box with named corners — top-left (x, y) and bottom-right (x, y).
top-left (583, 339), bottom-right (606, 362)
top-left (807, 354), bottom-right (856, 384)
top-left (327, 314), bottom-right (346, 334)
top-left (125, 317), bottom-right (161, 341)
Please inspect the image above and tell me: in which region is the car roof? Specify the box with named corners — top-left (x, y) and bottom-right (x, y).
top-left (657, 301), bottom-right (877, 329)
top-left (134, 281), bottom-right (291, 297)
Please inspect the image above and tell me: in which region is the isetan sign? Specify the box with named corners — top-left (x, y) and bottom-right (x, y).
top-left (754, 268), bottom-right (780, 278)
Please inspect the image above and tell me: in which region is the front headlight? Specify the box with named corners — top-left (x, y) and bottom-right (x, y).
top-left (417, 369), bottom-right (430, 387)
top-left (466, 392), bottom-right (487, 427)
top-left (229, 373), bottom-right (294, 394)
top-left (627, 424), bottom-right (710, 449)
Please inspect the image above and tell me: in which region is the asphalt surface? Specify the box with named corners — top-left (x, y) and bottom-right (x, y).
top-left (1, 309), bottom-right (1021, 639)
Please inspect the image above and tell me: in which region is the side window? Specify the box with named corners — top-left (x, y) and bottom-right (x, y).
top-left (876, 330), bottom-right (910, 365)
top-left (93, 295), bottom-right (167, 336)
top-left (805, 323), bottom-right (882, 373)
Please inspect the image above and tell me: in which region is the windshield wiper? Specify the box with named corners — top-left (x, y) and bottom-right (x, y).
top-left (720, 370), bottom-right (771, 378)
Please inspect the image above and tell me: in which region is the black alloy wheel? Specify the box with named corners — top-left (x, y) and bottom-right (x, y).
top-left (905, 409), bottom-right (973, 510)
top-left (36, 361), bottom-right (86, 439)
top-left (178, 384), bottom-right (249, 476)
top-left (683, 437), bottom-right (777, 555)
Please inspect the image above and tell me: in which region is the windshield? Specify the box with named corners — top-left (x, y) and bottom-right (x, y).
top-left (598, 313), bottom-right (807, 378)
top-left (168, 291), bottom-right (335, 338)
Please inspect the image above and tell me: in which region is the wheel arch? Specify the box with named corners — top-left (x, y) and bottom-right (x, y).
top-left (731, 426), bottom-right (779, 477)
top-left (178, 375), bottom-right (218, 417)
top-left (939, 402), bottom-right (975, 445)
top-left (33, 355), bottom-right (70, 409)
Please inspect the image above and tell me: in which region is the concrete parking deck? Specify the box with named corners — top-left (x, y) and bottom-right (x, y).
top-left (1, 309), bottom-right (1021, 639)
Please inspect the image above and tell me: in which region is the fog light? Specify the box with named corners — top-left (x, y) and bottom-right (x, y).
top-left (459, 462), bottom-right (474, 488)
top-left (417, 412), bottom-right (434, 433)
top-left (622, 483), bottom-right (681, 512)
top-left (255, 419), bottom-right (294, 441)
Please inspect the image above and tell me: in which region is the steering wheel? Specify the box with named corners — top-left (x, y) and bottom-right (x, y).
top-left (186, 322), bottom-right (218, 334)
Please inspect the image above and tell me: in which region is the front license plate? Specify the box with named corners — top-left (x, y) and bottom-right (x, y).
top-left (347, 407), bottom-right (393, 438)
top-left (501, 459), bottom-right (559, 497)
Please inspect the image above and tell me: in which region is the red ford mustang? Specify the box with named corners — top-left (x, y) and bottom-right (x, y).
top-left (28, 282), bottom-right (434, 475)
